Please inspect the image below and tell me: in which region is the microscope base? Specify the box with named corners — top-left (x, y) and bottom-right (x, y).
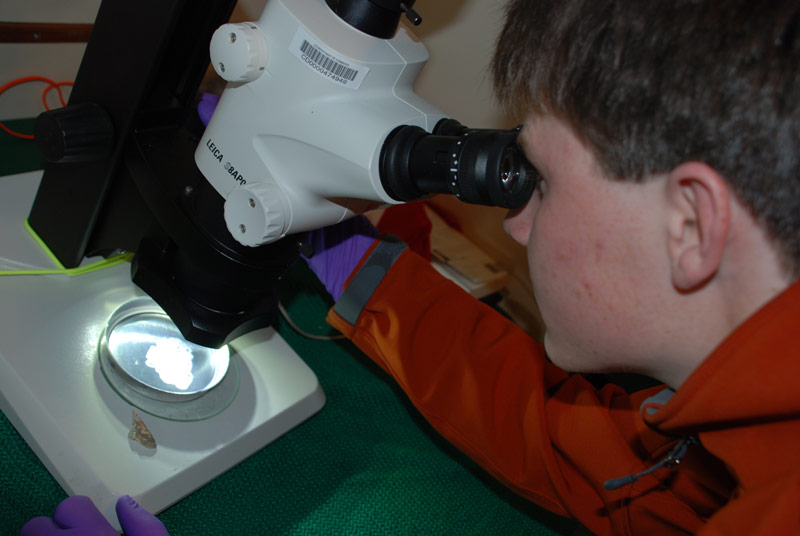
top-left (0, 171), bottom-right (325, 530)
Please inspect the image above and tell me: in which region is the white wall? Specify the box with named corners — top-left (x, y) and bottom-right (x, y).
top-left (0, 0), bottom-right (541, 335)
top-left (1, 0), bottom-right (513, 123)
top-left (0, 0), bottom-right (101, 120)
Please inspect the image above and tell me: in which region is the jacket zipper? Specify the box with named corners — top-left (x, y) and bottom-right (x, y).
top-left (603, 436), bottom-right (697, 491)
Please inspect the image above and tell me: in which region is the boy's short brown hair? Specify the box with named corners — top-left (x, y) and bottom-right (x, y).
top-left (493, 0), bottom-right (800, 276)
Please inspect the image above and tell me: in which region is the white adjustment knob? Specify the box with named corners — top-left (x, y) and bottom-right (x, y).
top-left (224, 182), bottom-right (287, 247)
top-left (210, 23), bottom-right (268, 83)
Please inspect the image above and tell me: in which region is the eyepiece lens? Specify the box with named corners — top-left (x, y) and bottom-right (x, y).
top-left (500, 150), bottom-right (519, 192)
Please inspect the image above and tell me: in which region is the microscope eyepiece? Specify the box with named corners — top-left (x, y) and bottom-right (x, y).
top-left (380, 119), bottom-right (537, 209)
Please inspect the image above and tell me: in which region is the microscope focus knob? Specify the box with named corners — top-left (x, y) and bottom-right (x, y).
top-left (224, 182), bottom-right (287, 247)
top-left (210, 23), bottom-right (268, 83)
top-left (34, 102), bottom-right (114, 163)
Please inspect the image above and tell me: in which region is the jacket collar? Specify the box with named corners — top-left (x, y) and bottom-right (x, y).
top-left (642, 278), bottom-right (800, 488)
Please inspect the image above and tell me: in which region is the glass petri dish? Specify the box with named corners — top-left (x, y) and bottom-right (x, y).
top-left (99, 297), bottom-right (239, 421)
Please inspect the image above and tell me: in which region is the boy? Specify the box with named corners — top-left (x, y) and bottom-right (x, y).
top-left (312, 0), bottom-right (800, 533)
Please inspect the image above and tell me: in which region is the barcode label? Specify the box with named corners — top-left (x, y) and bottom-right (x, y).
top-left (290, 27), bottom-right (369, 89)
top-left (300, 40), bottom-right (358, 81)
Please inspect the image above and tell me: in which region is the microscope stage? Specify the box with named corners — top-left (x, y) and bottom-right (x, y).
top-left (0, 171), bottom-right (325, 529)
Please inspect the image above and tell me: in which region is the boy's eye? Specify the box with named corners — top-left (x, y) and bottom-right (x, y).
top-left (513, 132), bottom-right (544, 204)
top-left (520, 158), bottom-right (544, 199)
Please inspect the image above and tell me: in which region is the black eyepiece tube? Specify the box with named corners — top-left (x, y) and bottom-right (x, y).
top-left (379, 118), bottom-right (537, 209)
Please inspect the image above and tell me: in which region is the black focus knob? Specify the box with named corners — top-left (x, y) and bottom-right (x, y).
top-left (34, 102), bottom-right (114, 163)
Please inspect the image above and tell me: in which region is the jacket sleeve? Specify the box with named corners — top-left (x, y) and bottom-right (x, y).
top-left (326, 242), bottom-right (702, 535)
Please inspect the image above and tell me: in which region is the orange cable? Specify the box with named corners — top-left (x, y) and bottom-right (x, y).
top-left (0, 76), bottom-right (73, 140)
top-left (42, 80), bottom-right (73, 109)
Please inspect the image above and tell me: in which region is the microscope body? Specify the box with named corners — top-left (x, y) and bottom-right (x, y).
top-left (197, 0), bottom-right (445, 247)
top-left (28, 0), bottom-right (532, 347)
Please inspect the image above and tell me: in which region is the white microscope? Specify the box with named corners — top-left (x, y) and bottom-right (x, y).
top-left (199, 0), bottom-right (534, 249)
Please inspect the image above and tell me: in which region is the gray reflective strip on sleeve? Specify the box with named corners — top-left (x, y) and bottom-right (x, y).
top-left (332, 236), bottom-right (407, 325)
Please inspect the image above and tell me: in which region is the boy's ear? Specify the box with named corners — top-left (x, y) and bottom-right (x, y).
top-left (665, 162), bottom-right (731, 291)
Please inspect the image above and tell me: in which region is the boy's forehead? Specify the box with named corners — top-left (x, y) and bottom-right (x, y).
top-left (518, 114), bottom-right (544, 152)
top-left (518, 113), bottom-right (564, 159)
top-left (520, 111), bottom-right (560, 143)
top-left (519, 113), bottom-right (617, 181)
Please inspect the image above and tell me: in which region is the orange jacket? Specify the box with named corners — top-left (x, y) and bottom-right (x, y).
top-left (326, 242), bottom-right (800, 535)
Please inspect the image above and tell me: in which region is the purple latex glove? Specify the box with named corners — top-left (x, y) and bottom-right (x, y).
top-left (304, 215), bottom-right (380, 301)
top-left (197, 92), bottom-right (220, 127)
top-left (20, 495), bottom-right (169, 536)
